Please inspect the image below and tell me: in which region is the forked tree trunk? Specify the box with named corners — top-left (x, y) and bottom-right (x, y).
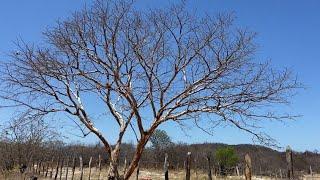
top-left (106, 127), bottom-right (156, 179)
top-left (107, 146), bottom-right (122, 180)
top-left (107, 162), bottom-right (121, 180)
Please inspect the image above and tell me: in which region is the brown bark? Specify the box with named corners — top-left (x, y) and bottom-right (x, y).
top-left (124, 133), bottom-right (151, 179)
top-left (107, 161), bottom-right (121, 180)
top-left (107, 144), bottom-right (123, 179)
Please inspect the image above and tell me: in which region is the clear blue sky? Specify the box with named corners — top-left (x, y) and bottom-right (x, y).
top-left (0, 0), bottom-right (319, 152)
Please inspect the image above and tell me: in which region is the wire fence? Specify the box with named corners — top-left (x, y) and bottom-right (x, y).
top-left (12, 148), bottom-right (318, 179)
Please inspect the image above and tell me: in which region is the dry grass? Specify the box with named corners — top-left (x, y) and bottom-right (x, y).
top-left (1, 168), bottom-right (319, 180)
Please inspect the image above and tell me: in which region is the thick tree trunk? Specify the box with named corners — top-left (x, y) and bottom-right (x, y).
top-left (107, 162), bottom-right (122, 180)
top-left (108, 124), bottom-right (158, 179)
top-left (124, 133), bottom-right (152, 179)
top-left (107, 148), bottom-right (123, 180)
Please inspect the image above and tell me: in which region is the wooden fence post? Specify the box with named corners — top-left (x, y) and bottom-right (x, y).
top-left (32, 161), bottom-right (35, 173)
top-left (34, 161), bottom-right (37, 174)
top-left (79, 156), bottom-right (84, 180)
top-left (42, 161), bottom-right (45, 175)
top-left (185, 152), bottom-right (191, 180)
top-left (37, 161), bottom-right (40, 174)
top-left (213, 165), bottom-right (217, 177)
top-left (309, 165), bottom-right (313, 176)
top-left (123, 156), bottom-right (128, 176)
top-left (37, 161), bottom-right (41, 174)
top-left (259, 166), bottom-right (262, 178)
top-left (98, 155), bottom-right (102, 180)
top-left (245, 154), bottom-right (252, 180)
top-left (35, 161), bottom-right (38, 174)
top-left (54, 159), bottom-right (60, 180)
top-left (88, 156), bottom-right (93, 180)
top-left (45, 161), bottom-right (49, 177)
top-left (123, 156), bottom-right (128, 174)
top-left (207, 155), bottom-right (212, 180)
top-left (236, 166), bottom-right (240, 177)
top-left (164, 153), bottom-right (169, 180)
top-left (50, 158), bottom-right (54, 178)
top-left (28, 159), bottom-right (31, 172)
top-left (40, 161), bottom-right (43, 174)
top-left (71, 157), bottom-right (76, 180)
top-left (65, 157), bottom-right (69, 180)
top-left (194, 157), bottom-right (198, 179)
top-left (59, 158), bottom-right (64, 180)
top-left (286, 146), bottom-right (294, 179)
top-left (217, 162), bottom-right (221, 176)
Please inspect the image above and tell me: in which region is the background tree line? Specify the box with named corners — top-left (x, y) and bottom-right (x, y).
top-left (1, 123), bottom-right (319, 176)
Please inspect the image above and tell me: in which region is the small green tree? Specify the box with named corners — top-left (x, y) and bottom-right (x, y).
top-left (215, 147), bottom-right (239, 175)
top-left (149, 129), bottom-right (173, 162)
top-left (150, 129), bottom-right (172, 150)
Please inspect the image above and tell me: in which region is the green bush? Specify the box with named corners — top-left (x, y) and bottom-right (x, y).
top-left (215, 146), bottom-right (239, 172)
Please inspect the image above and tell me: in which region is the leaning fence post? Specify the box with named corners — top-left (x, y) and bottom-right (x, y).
top-left (207, 155), bottom-right (212, 180)
top-left (286, 146), bottom-right (294, 179)
top-left (79, 156), bottom-right (84, 180)
top-left (88, 156), bottom-right (93, 180)
top-left (71, 157), bottom-right (76, 180)
top-left (185, 152), bottom-right (191, 180)
top-left (236, 166), bottom-right (240, 177)
top-left (164, 153), bottom-right (169, 180)
top-left (245, 154), bottom-right (252, 180)
top-left (98, 155), bottom-right (102, 180)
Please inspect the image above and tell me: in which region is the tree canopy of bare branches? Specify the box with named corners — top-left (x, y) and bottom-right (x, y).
top-left (0, 111), bottom-right (59, 170)
top-left (0, 0), bottom-right (300, 179)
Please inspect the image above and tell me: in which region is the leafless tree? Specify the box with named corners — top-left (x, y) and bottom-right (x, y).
top-left (0, 0), bottom-right (300, 179)
top-left (0, 110), bottom-right (59, 170)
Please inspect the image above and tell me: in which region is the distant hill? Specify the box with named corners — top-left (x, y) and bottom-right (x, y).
top-left (140, 142), bottom-right (320, 174)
